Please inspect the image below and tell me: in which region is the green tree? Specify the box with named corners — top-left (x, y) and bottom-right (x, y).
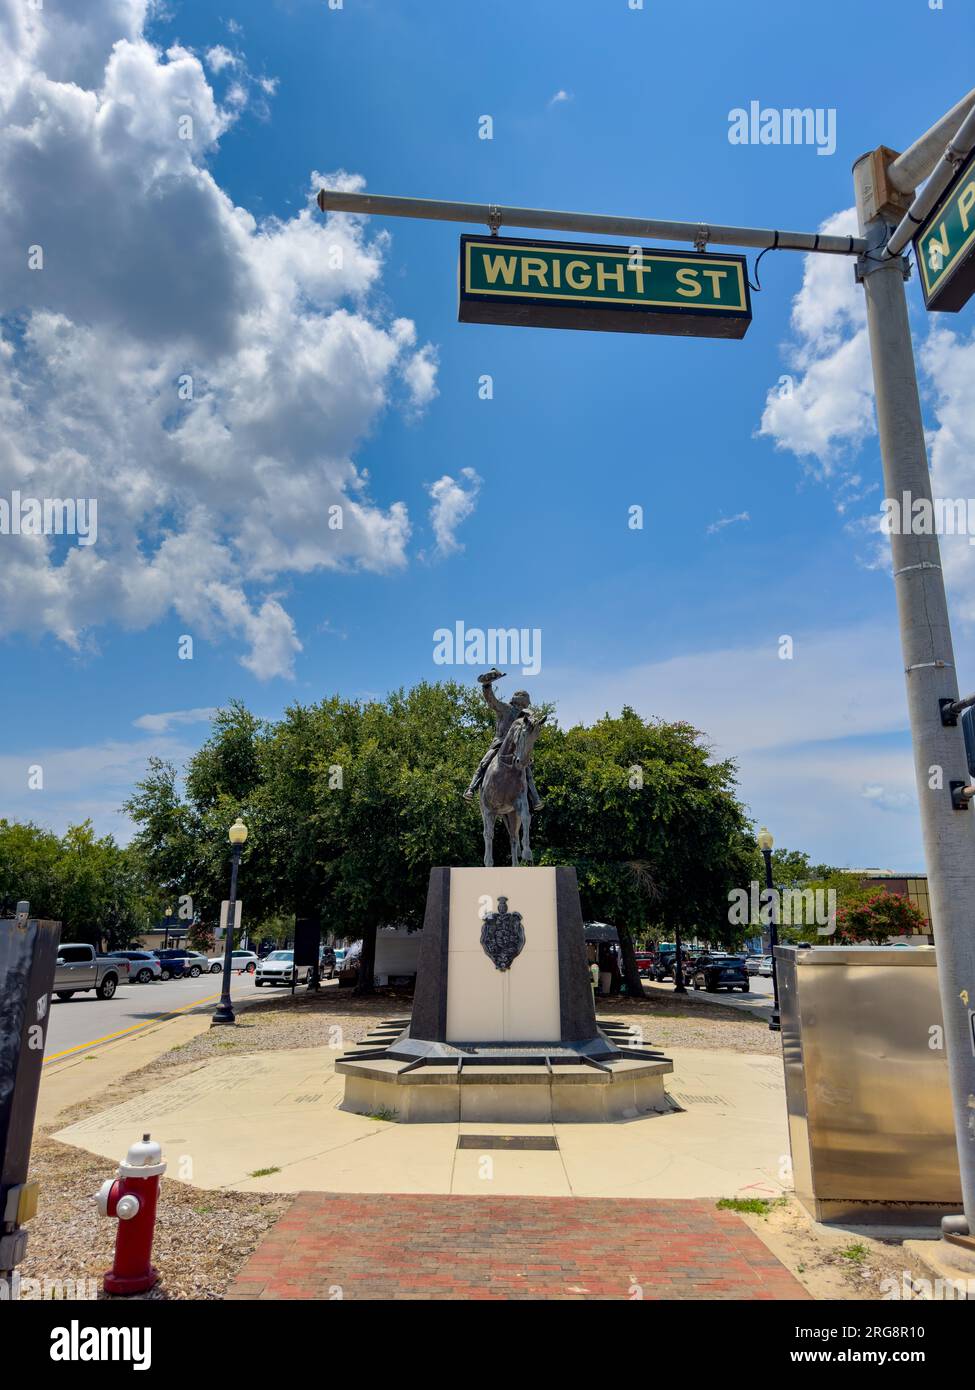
top-left (122, 691), bottom-right (759, 1001)
top-left (0, 818), bottom-right (158, 947)
top-left (308, 682), bottom-right (491, 992)
top-left (0, 820), bottom-right (62, 918)
top-left (537, 708), bottom-right (755, 995)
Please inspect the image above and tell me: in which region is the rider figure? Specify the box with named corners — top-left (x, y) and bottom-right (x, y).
top-left (464, 669), bottom-right (544, 811)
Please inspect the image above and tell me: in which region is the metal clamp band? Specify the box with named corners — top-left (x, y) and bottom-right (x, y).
top-left (893, 561), bottom-right (943, 577)
top-left (904, 660), bottom-right (954, 673)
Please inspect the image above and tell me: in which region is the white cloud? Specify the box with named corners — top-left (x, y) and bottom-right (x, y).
top-left (706, 510), bottom-right (750, 535)
top-left (132, 707), bottom-right (217, 734)
top-left (205, 44), bottom-right (237, 73)
top-left (758, 205), bottom-right (975, 632)
top-left (861, 782), bottom-right (912, 812)
top-left (0, 732), bottom-right (197, 843)
top-left (425, 468), bottom-right (481, 559)
top-left (757, 209), bottom-right (875, 470)
top-left (554, 621), bottom-right (908, 756)
top-left (920, 326), bottom-right (975, 625)
top-left (0, 3), bottom-right (438, 680)
top-left (550, 621), bottom-right (928, 868)
top-left (740, 743), bottom-right (922, 870)
top-left (549, 90), bottom-right (572, 106)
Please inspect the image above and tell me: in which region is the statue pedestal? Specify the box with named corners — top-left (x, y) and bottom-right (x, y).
top-left (413, 866), bottom-right (596, 1048)
top-left (335, 867), bottom-right (674, 1123)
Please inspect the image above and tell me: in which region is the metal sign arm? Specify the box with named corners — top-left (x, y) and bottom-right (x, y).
top-left (317, 189), bottom-right (866, 257)
top-left (885, 102), bottom-right (975, 259)
top-left (887, 86), bottom-right (975, 195)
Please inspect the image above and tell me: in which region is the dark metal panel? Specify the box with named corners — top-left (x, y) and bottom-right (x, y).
top-left (1, 919), bottom-right (60, 1203)
top-left (293, 918), bottom-right (321, 968)
top-left (556, 867), bottom-right (598, 1043)
top-left (409, 868), bottom-right (451, 1041)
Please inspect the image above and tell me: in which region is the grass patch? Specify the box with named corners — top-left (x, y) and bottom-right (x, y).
top-left (716, 1196), bottom-right (786, 1216)
top-left (248, 1166), bottom-right (281, 1178)
top-left (839, 1242), bottom-right (869, 1264)
top-left (368, 1107), bottom-right (398, 1122)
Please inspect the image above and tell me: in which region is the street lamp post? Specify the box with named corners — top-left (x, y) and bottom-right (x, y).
top-left (672, 923), bottom-right (687, 995)
top-left (757, 826), bottom-right (780, 1033)
top-left (211, 818), bottom-right (248, 1027)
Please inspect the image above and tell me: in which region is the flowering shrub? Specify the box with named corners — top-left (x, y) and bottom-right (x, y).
top-left (833, 891), bottom-right (928, 944)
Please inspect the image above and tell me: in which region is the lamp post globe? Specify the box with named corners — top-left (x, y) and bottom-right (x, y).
top-left (212, 817), bottom-right (248, 1027)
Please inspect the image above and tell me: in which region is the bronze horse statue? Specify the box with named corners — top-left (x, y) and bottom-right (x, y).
top-left (479, 709), bottom-right (547, 867)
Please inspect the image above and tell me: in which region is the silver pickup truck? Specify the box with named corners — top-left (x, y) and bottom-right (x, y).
top-left (54, 943), bottom-right (130, 1000)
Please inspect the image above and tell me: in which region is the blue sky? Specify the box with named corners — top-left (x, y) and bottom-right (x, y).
top-left (2, 0), bottom-right (975, 870)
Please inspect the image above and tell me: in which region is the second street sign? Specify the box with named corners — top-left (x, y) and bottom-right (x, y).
top-left (914, 145), bottom-right (975, 312)
top-left (458, 235), bottom-right (752, 339)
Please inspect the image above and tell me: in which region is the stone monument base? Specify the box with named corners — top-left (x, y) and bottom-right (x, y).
top-left (334, 867), bottom-right (674, 1123)
top-left (336, 1019), bottom-right (674, 1124)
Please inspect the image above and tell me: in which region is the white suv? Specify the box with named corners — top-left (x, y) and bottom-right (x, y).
top-left (208, 949), bottom-right (258, 975)
top-left (254, 950), bottom-right (312, 987)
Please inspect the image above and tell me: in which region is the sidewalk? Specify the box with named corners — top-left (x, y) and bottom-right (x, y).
top-left (52, 1044), bottom-right (789, 1200)
top-left (227, 1193), bottom-right (808, 1300)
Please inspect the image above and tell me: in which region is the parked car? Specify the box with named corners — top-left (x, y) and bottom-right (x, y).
top-left (152, 949), bottom-right (210, 980)
top-left (54, 944), bottom-right (130, 1000)
top-left (207, 949), bottom-right (259, 975)
top-left (108, 950), bottom-right (162, 984)
top-left (254, 950), bottom-right (312, 987)
top-left (319, 946), bottom-right (336, 979)
top-left (653, 951), bottom-right (696, 982)
top-left (756, 955), bottom-right (774, 977)
top-left (634, 951), bottom-right (654, 977)
top-left (691, 954), bottom-right (750, 993)
top-left (336, 941), bottom-right (362, 986)
top-left (745, 954), bottom-right (766, 976)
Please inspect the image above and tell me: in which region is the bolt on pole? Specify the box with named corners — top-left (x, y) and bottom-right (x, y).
top-left (854, 149), bottom-right (975, 1235)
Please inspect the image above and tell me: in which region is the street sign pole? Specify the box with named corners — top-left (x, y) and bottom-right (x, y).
top-left (854, 146), bottom-right (975, 1240)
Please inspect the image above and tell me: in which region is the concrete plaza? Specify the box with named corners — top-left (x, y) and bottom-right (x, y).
top-left (53, 1042), bottom-right (789, 1200)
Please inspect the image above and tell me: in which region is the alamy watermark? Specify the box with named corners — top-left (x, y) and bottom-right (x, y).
top-left (728, 102), bottom-right (836, 157)
top-left (0, 491), bottom-right (97, 545)
top-left (881, 491), bottom-right (975, 544)
top-left (433, 622), bottom-right (541, 676)
top-left (729, 882), bottom-right (837, 934)
top-left (880, 1268), bottom-right (974, 1301)
top-left (1, 1272), bottom-right (98, 1300)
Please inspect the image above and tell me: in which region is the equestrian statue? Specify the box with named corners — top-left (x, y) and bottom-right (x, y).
top-left (464, 669), bottom-right (546, 867)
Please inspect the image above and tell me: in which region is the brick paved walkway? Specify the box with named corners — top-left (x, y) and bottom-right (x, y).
top-left (228, 1194), bottom-right (808, 1300)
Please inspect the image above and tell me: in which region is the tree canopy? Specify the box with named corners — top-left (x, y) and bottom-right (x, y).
top-left (2, 689), bottom-right (911, 978)
top-left (0, 818), bottom-right (158, 948)
top-left (122, 688), bottom-right (758, 993)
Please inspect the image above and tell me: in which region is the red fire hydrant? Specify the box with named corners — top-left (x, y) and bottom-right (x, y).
top-left (95, 1133), bottom-right (166, 1294)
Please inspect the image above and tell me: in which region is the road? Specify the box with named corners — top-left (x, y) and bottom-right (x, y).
top-left (43, 968), bottom-right (302, 1064)
top-left (44, 968), bottom-right (775, 1064)
top-left (639, 973), bottom-right (775, 1016)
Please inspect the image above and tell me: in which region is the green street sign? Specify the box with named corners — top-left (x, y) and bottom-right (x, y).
top-left (458, 235), bottom-right (752, 338)
top-left (914, 146), bottom-right (975, 312)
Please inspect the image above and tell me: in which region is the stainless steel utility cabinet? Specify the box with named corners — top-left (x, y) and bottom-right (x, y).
top-left (776, 945), bottom-right (962, 1226)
